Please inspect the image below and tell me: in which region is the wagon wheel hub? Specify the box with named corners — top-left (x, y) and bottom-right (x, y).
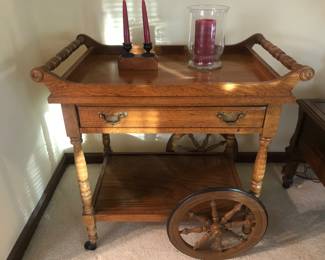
top-left (185, 200), bottom-right (248, 251)
top-left (209, 223), bottom-right (221, 233)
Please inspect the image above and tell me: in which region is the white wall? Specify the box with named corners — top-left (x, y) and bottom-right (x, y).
top-left (1, 0), bottom-right (324, 258)
top-left (0, 1), bottom-right (68, 259)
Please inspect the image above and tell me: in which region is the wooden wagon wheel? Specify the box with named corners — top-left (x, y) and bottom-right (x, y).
top-left (167, 188), bottom-right (268, 259)
top-left (166, 134), bottom-right (238, 160)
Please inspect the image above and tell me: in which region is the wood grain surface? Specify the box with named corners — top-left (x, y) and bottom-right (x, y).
top-left (78, 106), bottom-right (266, 129)
top-left (94, 154), bottom-right (241, 222)
top-left (67, 48), bottom-right (275, 84)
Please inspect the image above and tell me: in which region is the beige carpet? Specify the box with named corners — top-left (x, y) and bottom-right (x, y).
top-left (24, 163), bottom-right (325, 260)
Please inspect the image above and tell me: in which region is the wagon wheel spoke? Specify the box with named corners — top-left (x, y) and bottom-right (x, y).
top-left (188, 134), bottom-right (201, 149)
top-left (207, 231), bottom-right (223, 250)
top-left (242, 212), bottom-right (256, 234)
top-left (169, 134), bottom-right (231, 153)
top-left (188, 211), bottom-right (210, 225)
top-left (221, 203), bottom-right (243, 224)
top-left (180, 226), bottom-right (205, 235)
top-left (177, 145), bottom-right (196, 152)
top-left (205, 141), bottom-right (227, 152)
top-left (166, 134), bottom-right (186, 152)
top-left (224, 228), bottom-right (246, 241)
top-left (224, 220), bottom-right (249, 229)
top-left (210, 200), bottom-right (219, 223)
top-left (200, 134), bottom-right (211, 150)
top-left (193, 232), bottom-right (211, 250)
top-left (213, 233), bottom-right (224, 252)
top-left (193, 231), bottom-right (223, 251)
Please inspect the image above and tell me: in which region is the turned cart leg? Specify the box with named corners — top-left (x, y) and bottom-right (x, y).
top-left (102, 134), bottom-right (112, 154)
top-left (250, 137), bottom-right (271, 197)
top-left (71, 137), bottom-right (98, 250)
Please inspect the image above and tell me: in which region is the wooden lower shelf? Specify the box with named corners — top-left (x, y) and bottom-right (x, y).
top-left (93, 154), bottom-right (241, 222)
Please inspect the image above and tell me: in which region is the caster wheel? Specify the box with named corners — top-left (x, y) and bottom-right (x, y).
top-left (282, 175), bottom-right (293, 189)
top-left (84, 241), bottom-right (97, 251)
top-left (167, 188), bottom-right (268, 259)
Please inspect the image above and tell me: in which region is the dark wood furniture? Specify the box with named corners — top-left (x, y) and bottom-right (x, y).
top-left (283, 99), bottom-right (325, 188)
top-left (31, 34), bottom-right (314, 259)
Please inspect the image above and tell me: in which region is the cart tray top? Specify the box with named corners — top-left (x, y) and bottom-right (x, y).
top-left (67, 47), bottom-right (276, 85)
top-left (31, 34), bottom-right (314, 104)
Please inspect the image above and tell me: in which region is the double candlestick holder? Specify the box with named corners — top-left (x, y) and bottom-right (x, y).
top-left (118, 0), bottom-right (158, 71)
top-left (118, 42), bottom-right (158, 71)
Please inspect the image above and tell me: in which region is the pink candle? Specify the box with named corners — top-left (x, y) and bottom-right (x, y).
top-left (194, 19), bottom-right (216, 65)
top-left (142, 0), bottom-right (151, 43)
top-left (123, 0), bottom-right (131, 44)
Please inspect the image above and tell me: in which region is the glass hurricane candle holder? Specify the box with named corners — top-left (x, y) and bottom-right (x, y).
top-left (188, 5), bottom-right (229, 70)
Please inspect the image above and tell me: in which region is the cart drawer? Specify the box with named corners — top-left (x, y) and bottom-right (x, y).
top-left (78, 107), bottom-right (266, 129)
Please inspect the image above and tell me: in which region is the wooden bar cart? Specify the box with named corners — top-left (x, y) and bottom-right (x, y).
top-left (31, 34), bottom-right (314, 259)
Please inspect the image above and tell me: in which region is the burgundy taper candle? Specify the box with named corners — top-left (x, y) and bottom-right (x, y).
top-left (142, 0), bottom-right (151, 43)
top-left (123, 0), bottom-right (131, 44)
top-left (194, 19), bottom-right (217, 65)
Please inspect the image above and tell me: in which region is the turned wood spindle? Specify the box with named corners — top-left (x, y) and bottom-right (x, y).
top-left (71, 137), bottom-right (97, 244)
top-left (254, 34), bottom-right (314, 81)
top-left (45, 36), bottom-right (85, 71)
top-left (251, 137), bottom-right (271, 197)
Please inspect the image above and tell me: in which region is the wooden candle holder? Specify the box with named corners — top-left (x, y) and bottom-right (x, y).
top-left (118, 55), bottom-right (158, 71)
top-left (118, 42), bottom-right (158, 71)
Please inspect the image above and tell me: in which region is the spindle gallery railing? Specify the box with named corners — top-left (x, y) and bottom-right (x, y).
top-left (44, 36), bottom-right (85, 71)
top-left (31, 33), bottom-right (314, 84)
top-left (30, 34), bottom-right (109, 82)
top-left (242, 33), bottom-right (314, 81)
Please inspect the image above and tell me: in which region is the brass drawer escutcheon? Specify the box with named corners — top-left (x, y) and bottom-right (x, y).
top-left (98, 112), bottom-right (128, 125)
top-left (216, 112), bottom-right (246, 124)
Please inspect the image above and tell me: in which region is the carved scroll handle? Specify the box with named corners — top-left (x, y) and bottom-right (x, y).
top-left (31, 35), bottom-right (86, 82)
top-left (252, 34), bottom-right (314, 81)
top-left (216, 112), bottom-right (246, 124)
top-left (99, 112), bottom-right (128, 125)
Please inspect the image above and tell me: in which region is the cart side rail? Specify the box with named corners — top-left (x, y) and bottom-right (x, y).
top-left (31, 34), bottom-right (125, 83)
top-left (31, 35), bottom-right (85, 82)
top-left (240, 33), bottom-right (315, 81)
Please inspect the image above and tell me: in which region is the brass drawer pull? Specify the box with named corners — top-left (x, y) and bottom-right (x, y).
top-left (216, 112), bottom-right (246, 124)
top-left (99, 112), bottom-right (128, 125)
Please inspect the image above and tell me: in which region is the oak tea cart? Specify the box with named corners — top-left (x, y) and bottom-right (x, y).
top-left (31, 34), bottom-right (314, 259)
